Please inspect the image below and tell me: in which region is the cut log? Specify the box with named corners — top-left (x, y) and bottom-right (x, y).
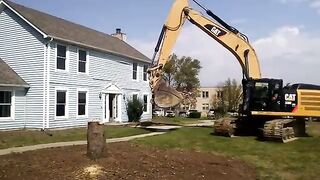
top-left (87, 121), bottom-right (106, 160)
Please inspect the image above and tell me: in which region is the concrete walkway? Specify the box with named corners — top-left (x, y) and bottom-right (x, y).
top-left (185, 120), bottom-right (215, 127)
top-left (0, 132), bottom-right (165, 156)
top-left (136, 125), bottom-right (182, 131)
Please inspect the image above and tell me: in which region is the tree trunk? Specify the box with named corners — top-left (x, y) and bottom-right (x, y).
top-left (87, 121), bottom-right (106, 160)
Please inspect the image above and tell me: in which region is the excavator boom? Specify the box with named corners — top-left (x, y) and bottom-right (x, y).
top-left (149, 0), bottom-right (261, 108)
top-left (148, 0), bottom-right (319, 143)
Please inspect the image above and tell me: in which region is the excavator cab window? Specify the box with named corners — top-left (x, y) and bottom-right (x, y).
top-left (244, 79), bottom-right (283, 112)
top-left (252, 82), bottom-right (269, 111)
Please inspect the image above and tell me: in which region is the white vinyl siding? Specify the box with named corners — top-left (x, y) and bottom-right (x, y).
top-left (0, 8), bottom-right (43, 129)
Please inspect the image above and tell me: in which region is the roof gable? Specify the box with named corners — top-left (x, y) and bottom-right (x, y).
top-left (1, 0), bottom-right (150, 63)
top-left (0, 58), bottom-right (29, 88)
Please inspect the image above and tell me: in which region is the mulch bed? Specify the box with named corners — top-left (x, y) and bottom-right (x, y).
top-left (0, 142), bottom-right (256, 180)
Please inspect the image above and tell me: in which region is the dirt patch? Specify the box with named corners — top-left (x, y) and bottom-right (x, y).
top-left (0, 142), bottom-right (256, 180)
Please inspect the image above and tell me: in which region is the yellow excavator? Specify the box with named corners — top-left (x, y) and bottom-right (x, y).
top-left (148, 0), bottom-right (320, 142)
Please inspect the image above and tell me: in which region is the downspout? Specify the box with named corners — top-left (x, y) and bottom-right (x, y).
top-left (46, 38), bottom-right (53, 129)
top-left (42, 44), bottom-right (47, 129)
top-left (24, 92), bottom-right (27, 129)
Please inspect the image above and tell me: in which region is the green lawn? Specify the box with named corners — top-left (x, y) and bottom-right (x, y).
top-left (0, 126), bottom-right (150, 149)
top-left (152, 116), bottom-right (202, 125)
top-left (135, 122), bottom-right (320, 180)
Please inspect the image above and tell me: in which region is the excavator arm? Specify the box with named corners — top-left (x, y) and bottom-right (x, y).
top-left (148, 0), bottom-right (261, 108)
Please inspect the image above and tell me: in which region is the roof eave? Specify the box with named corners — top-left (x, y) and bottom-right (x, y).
top-left (0, 83), bottom-right (30, 88)
top-left (48, 35), bottom-right (151, 64)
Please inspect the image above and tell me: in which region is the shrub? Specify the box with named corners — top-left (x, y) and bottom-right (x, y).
top-left (126, 98), bottom-right (144, 122)
top-left (188, 112), bottom-right (201, 118)
top-left (214, 105), bottom-right (227, 119)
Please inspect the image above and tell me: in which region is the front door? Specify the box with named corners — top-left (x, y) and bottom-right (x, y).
top-left (103, 93), bottom-right (119, 123)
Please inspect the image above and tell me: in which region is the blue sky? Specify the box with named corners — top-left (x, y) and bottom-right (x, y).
top-left (11, 0), bottom-right (320, 86)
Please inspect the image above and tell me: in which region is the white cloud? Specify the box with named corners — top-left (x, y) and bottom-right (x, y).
top-left (310, 1), bottom-right (320, 13)
top-left (254, 26), bottom-right (320, 84)
top-left (130, 25), bottom-right (320, 87)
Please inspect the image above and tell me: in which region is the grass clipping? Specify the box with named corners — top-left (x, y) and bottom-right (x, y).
top-left (77, 164), bottom-right (104, 179)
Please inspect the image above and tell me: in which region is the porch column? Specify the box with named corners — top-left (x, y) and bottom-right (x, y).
top-left (116, 94), bottom-right (122, 122)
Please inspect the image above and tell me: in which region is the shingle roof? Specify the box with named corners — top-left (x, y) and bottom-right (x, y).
top-left (0, 58), bottom-right (29, 87)
top-left (3, 0), bottom-right (150, 63)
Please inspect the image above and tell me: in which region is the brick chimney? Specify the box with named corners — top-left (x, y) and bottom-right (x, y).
top-left (111, 28), bottom-right (127, 42)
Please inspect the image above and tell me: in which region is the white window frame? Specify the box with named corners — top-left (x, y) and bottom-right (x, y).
top-left (132, 62), bottom-right (138, 81)
top-left (143, 93), bottom-right (149, 114)
top-left (54, 87), bottom-right (69, 120)
top-left (0, 90), bottom-right (15, 121)
top-left (143, 64), bottom-right (148, 82)
top-left (77, 48), bottom-right (89, 75)
top-left (76, 88), bottom-right (89, 118)
top-left (55, 43), bottom-right (69, 72)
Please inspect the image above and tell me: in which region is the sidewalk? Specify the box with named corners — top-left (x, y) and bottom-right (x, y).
top-left (0, 132), bottom-right (165, 156)
top-left (185, 120), bottom-right (215, 127)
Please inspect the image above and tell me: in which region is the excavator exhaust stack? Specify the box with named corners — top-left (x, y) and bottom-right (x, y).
top-left (153, 78), bottom-right (183, 108)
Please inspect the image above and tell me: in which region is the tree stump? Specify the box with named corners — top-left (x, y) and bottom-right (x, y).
top-left (87, 121), bottom-right (106, 160)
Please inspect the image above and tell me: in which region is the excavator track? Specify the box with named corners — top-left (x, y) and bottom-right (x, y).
top-left (263, 119), bottom-right (298, 143)
top-left (213, 118), bottom-right (238, 137)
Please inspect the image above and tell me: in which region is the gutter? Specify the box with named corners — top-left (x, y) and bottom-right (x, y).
top-left (48, 35), bottom-right (152, 64)
top-left (0, 84), bottom-right (29, 88)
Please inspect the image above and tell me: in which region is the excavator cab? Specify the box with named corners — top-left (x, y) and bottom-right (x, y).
top-left (242, 78), bottom-right (283, 113)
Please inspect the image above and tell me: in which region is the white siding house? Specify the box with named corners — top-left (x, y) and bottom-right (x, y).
top-left (0, 0), bottom-right (152, 130)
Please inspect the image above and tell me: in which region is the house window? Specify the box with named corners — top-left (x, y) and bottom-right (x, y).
top-left (0, 91), bottom-right (12, 118)
top-left (143, 65), bottom-right (148, 81)
top-left (182, 104), bottom-right (189, 110)
top-left (78, 91), bottom-right (87, 116)
top-left (57, 44), bottom-right (67, 70)
top-left (56, 90), bottom-right (67, 117)
top-left (143, 95), bottom-right (148, 112)
top-left (202, 91), bottom-right (209, 98)
top-left (132, 94), bottom-right (138, 101)
top-left (217, 91), bottom-right (223, 98)
top-left (78, 50), bottom-right (87, 73)
top-left (202, 103), bottom-right (209, 110)
top-left (132, 63), bottom-right (137, 80)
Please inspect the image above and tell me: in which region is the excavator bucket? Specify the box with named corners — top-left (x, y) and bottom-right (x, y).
top-left (153, 78), bottom-right (183, 108)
